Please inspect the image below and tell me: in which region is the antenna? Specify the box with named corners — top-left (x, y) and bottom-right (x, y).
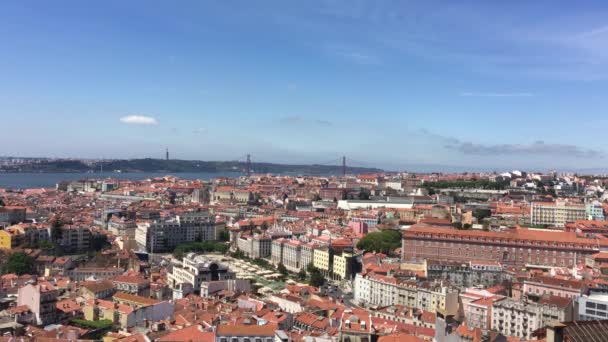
top-left (342, 156), bottom-right (346, 177)
top-left (166, 148), bottom-right (169, 161)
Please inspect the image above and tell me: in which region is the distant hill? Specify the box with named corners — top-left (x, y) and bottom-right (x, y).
top-left (0, 158), bottom-right (383, 175)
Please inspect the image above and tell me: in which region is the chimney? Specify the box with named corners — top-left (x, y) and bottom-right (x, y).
top-left (546, 322), bottom-right (566, 342)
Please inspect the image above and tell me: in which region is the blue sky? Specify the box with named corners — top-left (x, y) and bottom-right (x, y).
top-left (2, 1), bottom-right (608, 171)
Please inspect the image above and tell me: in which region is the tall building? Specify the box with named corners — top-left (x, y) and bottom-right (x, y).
top-left (135, 211), bottom-right (224, 252)
top-left (0, 206), bottom-right (26, 226)
top-left (236, 233), bottom-right (271, 259)
top-left (17, 282), bottom-right (59, 326)
top-left (491, 297), bottom-right (572, 340)
top-left (58, 226), bottom-right (92, 253)
top-left (530, 201), bottom-right (587, 227)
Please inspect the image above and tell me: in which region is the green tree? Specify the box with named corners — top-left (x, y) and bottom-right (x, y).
top-left (473, 209), bottom-right (492, 222)
top-left (219, 230), bottom-right (230, 242)
top-left (309, 268), bottom-right (325, 287)
top-left (38, 240), bottom-right (56, 250)
top-left (173, 241), bottom-right (229, 259)
top-left (277, 263), bottom-right (288, 276)
top-left (51, 221), bottom-right (63, 242)
top-left (356, 230), bottom-right (402, 254)
top-left (297, 268), bottom-right (307, 280)
top-left (2, 252), bottom-right (34, 275)
top-left (91, 234), bottom-right (110, 251)
top-left (358, 189), bottom-right (371, 200)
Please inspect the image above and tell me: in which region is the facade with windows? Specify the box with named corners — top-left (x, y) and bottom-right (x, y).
top-left (135, 211), bottom-right (223, 252)
top-left (492, 298), bottom-right (571, 340)
top-left (578, 293), bottom-right (608, 320)
top-left (215, 324), bottom-right (275, 342)
top-left (168, 253), bottom-right (235, 299)
top-left (402, 225), bottom-right (604, 268)
top-left (530, 201), bottom-right (587, 227)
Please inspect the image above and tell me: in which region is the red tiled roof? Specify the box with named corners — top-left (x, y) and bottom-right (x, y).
top-left (378, 334), bottom-right (425, 342)
top-left (216, 324), bottom-right (276, 337)
top-left (157, 325), bottom-right (214, 342)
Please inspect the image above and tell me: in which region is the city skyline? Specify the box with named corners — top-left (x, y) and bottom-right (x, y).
top-left (3, 1), bottom-right (608, 170)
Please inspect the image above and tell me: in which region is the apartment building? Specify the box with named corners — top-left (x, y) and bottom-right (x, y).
top-left (58, 226), bottom-right (91, 253)
top-left (578, 293), bottom-right (608, 320)
top-left (107, 216), bottom-right (136, 238)
top-left (67, 267), bottom-right (122, 281)
top-left (301, 242), bottom-right (315, 270)
top-left (491, 297), bottom-right (572, 340)
top-left (0, 206), bottom-right (26, 225)
top-left (354, 273), bottom-right (459, 315)
top-left (530, 201), bottom-right (587, 227)
top-left (313, 247), bottom-right (331, 277)
top-left (17, 282), bottom-right (59, 326)
top-left (110, 275), bottom-right (150, 296)
top-left (402, 224), bottom-right (604, 268)
top-left (135, 211), bottom-right (224, 252)
top-left (215, 324), bottom-right (276, 342)
top-left (0, 228), bottom-right (22, 249)
top-left (271, 238), bottom-right (284, 265)
top-left (84, 293), bottom-right (174, 329)
top-left (523, 276), bottom-right (586, 300)
top-left (236, 234), bottom-right (271, 259)
top-left (465, 296), bottom-right (505, 330)
top-left (0, 224), bottom-right (51, 249)
top-left (271, 238), bottom-right (305, 272)
top-left (417, 282), bottom-right (460, 316)
top-left (426, 260), bottom-right (507, 288)
top-left (333, 251), bottom-right (356, 281)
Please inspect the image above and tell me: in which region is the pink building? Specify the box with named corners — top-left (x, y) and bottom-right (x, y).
top-left (465, 296), bottom-right (505, 330)
top-left (17, 282), bottom-right (59, 325)
top-left (522, 276), bottom-right (586, 300)
top-left (349, 221), bottom-right (368, 236)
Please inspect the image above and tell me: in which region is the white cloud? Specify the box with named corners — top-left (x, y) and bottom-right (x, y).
top-left (119, 115), bottom-right (159, 125)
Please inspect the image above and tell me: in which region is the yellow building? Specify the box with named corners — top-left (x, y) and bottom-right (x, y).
top-left (0, 228), bottom-right (23, 249)
top-left (313, 247), bottom-right (331, 276)
top-left (0, 230), bottom-right (11, 249)
top-left (333, 252), bottom-right (354, 281)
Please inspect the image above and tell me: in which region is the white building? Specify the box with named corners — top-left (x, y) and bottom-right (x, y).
top-left (216, 324), bottom-right (275, 342)
top-left (271, 238), bottom-right (305, 272)
top-left (236, 234), bottom-right (271, 259)
top-left (354, 273), bottom-right (458, 315)
top-left (492, 298), bottom-right (571, 340)
top-left (578, 293), bottom-right (608, 320)
top-left (337, 199), bottom-right (413, 211)
top-left (530, 201), bottom-right (587, 227)
top-left (200, 279), bottom-right (250, 297)
top-left (135, 211), bottom-right (224, 252)
top-left (168, 253), bottom-right (235, 299)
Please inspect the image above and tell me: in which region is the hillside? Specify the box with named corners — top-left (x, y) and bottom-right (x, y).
top-left (0, 158), bottom-right (383, 175)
